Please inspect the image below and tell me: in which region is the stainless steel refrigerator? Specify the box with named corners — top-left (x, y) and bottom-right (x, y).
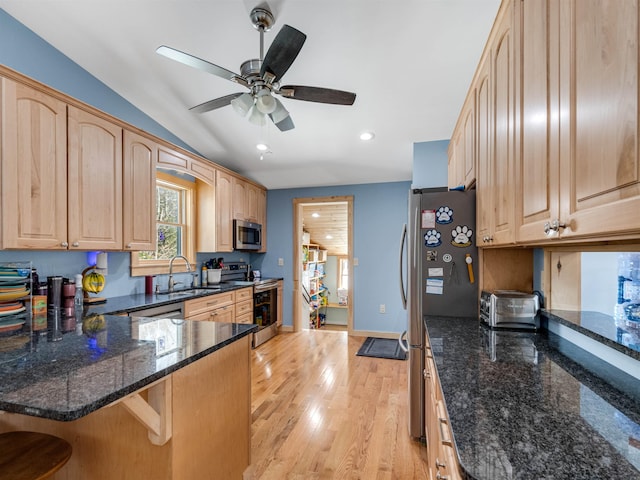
top-left (399, 187), bottom-right (478, 440)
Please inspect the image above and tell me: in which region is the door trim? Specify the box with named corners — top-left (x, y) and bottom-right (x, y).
top-left (292, 196), bottom-right (354, 333)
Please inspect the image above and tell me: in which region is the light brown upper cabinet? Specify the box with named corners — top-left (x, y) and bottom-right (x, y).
top-left (196, 170), bottom-right (234, 253)
top-left (515, 0), bottom-right (559, 243)
top-left (516, 0), bottom-right (640, 243)
top-left (1, 78), bottom-right (68, 249)
top-left (475, 0), bottom-right (516, 247)
top-left (67, 105), bottom-right (123, 250)
top-left (215, 171), bottom-right (234, 252)
top-left (0, 66), bottom-right (266, 253)
top-left (557, 0), bottom-right (640, 241)
top-left (490, 0), bottom-right (516, 246)
top-left (257, 187), bottom-right (267, 252)
top-left (232, 175), bottom-right (267, 252)
top-left (233, 176), bottom-right (263, 223)
top-left (476, 56), bottom-right (492, 246)
top-left (157, 144), bottom-right (216, 184)
top-left (1, 73), bottom-right (158, 251)
top-left (457, 0), bottom-right (640, 247)
top-left (123, 130), bottom-right (157, 251)
top-left (448, 94), bottom-right (476, 191)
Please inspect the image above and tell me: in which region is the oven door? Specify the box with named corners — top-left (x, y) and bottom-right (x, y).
top-left (253, 281), bottom-right (278, 347)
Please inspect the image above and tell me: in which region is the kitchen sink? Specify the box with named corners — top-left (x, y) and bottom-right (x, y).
top-left (155, 288), bottom-right (218, 298)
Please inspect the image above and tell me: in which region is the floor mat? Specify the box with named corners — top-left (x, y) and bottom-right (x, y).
top-left (356, 337), bottom-right (406, 360)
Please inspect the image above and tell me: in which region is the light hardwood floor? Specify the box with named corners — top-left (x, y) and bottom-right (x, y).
top-left (246, 330), bottom-right (429, 479)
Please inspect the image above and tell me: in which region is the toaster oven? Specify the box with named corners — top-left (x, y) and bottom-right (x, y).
top-left (480, 290), bottom-right (540, 330)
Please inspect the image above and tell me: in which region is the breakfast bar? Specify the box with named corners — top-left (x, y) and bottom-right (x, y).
top-left (0, 314), bottom-right (257, 479)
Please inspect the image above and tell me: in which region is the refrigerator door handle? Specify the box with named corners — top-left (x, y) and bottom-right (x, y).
top-left (398, 330), bottom-right (409, 352)
top-left (399, 223), bottom-right (407, 309)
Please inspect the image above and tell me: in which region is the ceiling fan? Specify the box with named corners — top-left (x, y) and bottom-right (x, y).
top-left (156, 6), bottom-right (357, 132)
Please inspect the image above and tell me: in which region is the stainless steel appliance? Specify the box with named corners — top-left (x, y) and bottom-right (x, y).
top-left (399, 188), bottom-right (478, 441)
top-left (216, 261), bottom-right (278, 348)
top-left (252, 279), bottom-right (278, 347)
top-left (234, 219), bottom-right (262, 251)
top-left (479, 290), bottom-right (540, 329)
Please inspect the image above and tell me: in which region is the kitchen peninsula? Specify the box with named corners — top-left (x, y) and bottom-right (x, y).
top-left (0, 313), bottom-right (256, 479)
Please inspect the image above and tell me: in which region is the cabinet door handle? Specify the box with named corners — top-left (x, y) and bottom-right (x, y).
top-left (438, 418), bottom-right (453, 447)
top-left (435, 458), bottom-right (446, 469)
top-left (61, 242), bottom-right (69, 247)
top-left (71, 242), bottom-right (79, 247)
top-left (126, 244), bottom-right (132, 249)
top-left (435, 472), bottom-right (449, 480)
top-left (544, 219), bottom-right (567, 236)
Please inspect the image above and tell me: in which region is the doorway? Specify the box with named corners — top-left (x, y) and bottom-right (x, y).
top-left (292, 196), bottom-right (353, 333)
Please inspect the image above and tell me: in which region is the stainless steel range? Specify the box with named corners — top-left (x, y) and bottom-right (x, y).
top-left (218, 262), bottom-right (279, 348)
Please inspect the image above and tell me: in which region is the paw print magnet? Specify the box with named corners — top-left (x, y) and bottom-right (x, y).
top-left (451, 225), bottom-right (473, 247)
top-left (424, 229), bottom-right (442, 247)
top-left (436, 206), bottom-right (453, 224)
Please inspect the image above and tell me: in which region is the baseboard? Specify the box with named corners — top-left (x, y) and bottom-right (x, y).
top-left (349, 330), bottom-right (399, 339)
top-left (277, 325), bottom-right (400, 339)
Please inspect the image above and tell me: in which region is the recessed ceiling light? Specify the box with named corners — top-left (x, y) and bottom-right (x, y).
top-left (256, 143), bottom-right (269, 151)
top-left (359, 131), bottom-right (375, 141)
top-left (312, 212), bottom-right (320, 218)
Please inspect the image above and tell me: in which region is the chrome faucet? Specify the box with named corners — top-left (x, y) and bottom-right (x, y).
top-left (168, 255), bottom-right (192, 292)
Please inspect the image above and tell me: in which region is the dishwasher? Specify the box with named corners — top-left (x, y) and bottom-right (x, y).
top-left (129, 302), bottom-right (186, 367)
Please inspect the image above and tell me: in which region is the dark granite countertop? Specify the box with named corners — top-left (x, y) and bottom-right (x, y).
top-left (0, 314), bottom-right (257, 421)
top-left (83, 282), bottom-right (256, 316)
top-left (425, 316), bottom-right (640, 480)
top-left (544, 309), bottom-right (640, 360)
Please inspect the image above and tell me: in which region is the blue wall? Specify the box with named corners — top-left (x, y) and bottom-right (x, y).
top-left (412, 140), bottom-right (449, 189)
top-left (260, 182), bottom-right (411, 333)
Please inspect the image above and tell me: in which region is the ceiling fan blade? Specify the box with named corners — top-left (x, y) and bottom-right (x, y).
top-left (270, 114), bottom-right (295, 131)
top-left (157, 45), bottom-right (243, 84)
top-left (190, 93), bottom-right (244, 114)
top-left (260, 25), bottom-right (306, 82)
top-left (278, 85), bottom-right (356, 105)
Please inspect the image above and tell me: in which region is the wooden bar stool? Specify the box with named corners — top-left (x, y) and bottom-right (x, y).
top-left (0, 431), bottom-right (72, 480)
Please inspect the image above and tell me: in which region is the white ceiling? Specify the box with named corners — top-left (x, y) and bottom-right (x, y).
top-left (0, 0), bottom-right (501, 190)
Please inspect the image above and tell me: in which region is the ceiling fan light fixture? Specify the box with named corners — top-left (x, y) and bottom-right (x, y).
top-left (256, 143), bottom-right (269, 152)
top-left (248, 105), bottom-right (267, 126)
top-left (231, 92), bottom-right (254, 117)
top-left (256, 91), bottom-right (277, 114)
top-left (271, 98), bottom-right (290, 124)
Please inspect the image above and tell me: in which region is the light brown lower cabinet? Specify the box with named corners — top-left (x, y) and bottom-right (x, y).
top-left (425, 339), bottom-right (462, 480)
top-left (184, 290), bottom-right (255, 324)
top-left (235, 287), bottom-right (254, 324)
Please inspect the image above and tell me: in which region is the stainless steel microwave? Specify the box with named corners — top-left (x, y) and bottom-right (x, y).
top-left (234, 219), bottom-right (262, 251)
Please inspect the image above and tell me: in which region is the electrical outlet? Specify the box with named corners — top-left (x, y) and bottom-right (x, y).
top-left (353, 257), bottom-right (359, 266)
top-left (379, 304), bottom-right (386, 314)
top-left (278, 258), bottom-right (284, 266)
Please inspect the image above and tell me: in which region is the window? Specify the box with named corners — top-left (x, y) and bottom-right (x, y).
top-left (338, 256), bottom-right (349, 290)
top-left (130, 171), bottom-right (195, 276)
